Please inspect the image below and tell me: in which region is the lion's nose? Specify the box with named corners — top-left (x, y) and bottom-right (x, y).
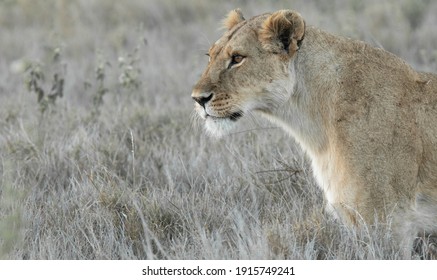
top-left (192, 92), bottom-right (213, 108)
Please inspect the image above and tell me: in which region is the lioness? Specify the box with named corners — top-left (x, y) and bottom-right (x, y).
top-left (192, 9), bottom-right (437, 258)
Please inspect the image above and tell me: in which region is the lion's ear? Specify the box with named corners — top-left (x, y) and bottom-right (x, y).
top-left (223, 9), bottom-right (245, 30)
top-left (259, 10), bottom-right (305, 57)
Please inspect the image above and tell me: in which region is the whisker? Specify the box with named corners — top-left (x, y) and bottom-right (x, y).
top-left (228, 126), bottom-right (280, 136)
top-left (189, 110), bottom-right (202, 133)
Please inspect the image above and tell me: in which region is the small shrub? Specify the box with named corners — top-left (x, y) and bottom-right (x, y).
top-left (24, 47), bottom-right (65, 115)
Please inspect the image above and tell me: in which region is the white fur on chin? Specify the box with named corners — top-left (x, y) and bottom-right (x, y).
top-left (204, 117), bottom-right (235, 138)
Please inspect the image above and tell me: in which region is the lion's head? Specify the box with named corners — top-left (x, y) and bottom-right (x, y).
top-left (192, 9), bottom-right (305, 137)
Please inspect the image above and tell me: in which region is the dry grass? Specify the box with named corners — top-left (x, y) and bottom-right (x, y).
top-left (0, 0), bottom-right (436, 259)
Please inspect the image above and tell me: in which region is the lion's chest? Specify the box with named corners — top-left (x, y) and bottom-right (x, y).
top-left (309, 150), bottom-right (354, 218)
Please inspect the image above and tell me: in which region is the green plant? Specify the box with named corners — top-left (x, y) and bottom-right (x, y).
top-left (25, 47), bottom-right (65, 115)
top-left (118, 45), bottom-right (142, 90)
top-left (92, 54), bottom-right (110, 116)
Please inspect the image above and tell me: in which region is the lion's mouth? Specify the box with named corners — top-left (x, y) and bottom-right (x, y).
top-left (205, 111), bottom-right (243, 122)
top-left (228, 111), bottom-right (243, 121)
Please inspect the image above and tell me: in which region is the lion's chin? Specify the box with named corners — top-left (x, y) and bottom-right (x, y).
top-left (204, 117), bottom-right (236, 138)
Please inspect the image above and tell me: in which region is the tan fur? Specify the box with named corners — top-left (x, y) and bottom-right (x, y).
top-left (259, 10), bottom-right (305, 57)
top-left (222, 9), bottom-right (245, 30)
top-left (192, 9), bottom-right (437, 258)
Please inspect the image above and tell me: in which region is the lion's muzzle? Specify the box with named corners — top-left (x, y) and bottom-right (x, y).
top-left (192, 91), bottom-right (213, 109)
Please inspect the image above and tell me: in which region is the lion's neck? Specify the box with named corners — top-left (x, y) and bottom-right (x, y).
top-left (257, 28), bottom-right (344, 206)
top-left (257, 29), bottom-right (332, 158)
top-left (256, 105), bottom-right (327, 158)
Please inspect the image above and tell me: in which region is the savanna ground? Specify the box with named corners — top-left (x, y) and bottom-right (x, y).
top-left (0, 0), bottom-right (436, 260)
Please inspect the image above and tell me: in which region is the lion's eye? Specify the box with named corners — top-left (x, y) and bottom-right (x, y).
top-left (232, 55), bottom-right (244, 64)
top-left (228, 54), bottom-right (245, 69)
